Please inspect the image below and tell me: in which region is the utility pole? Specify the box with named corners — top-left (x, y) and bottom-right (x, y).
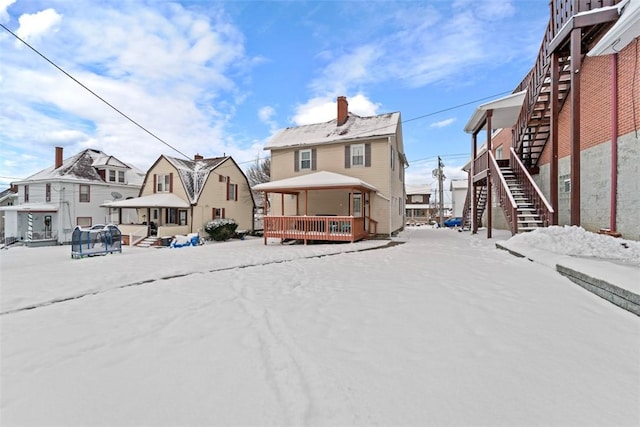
top-left (433, 156), bottom-right (445, 227)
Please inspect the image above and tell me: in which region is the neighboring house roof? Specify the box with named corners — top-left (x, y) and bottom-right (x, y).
top-left (406, 185), bottom-right (431, 195)
top-left (162, 155), bottom-right (227, 204)
top-left (0, 188), bottom-right (18, 203)
top-left (405, 204), bottom-right (431, 209)
top-left (265, 112), bottom-right (401, 150)
top-left (16, 148), bottom-right (144, 186)
top-left (102, 193), bottom-right (190, 208)
top-left (253, 171), bottom-right (377, 192)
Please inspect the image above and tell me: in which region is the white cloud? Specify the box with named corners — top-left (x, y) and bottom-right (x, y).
top-left (258, 106), bottom-right (275, 123)
top-left (292, 93), bottom-right (380, 126)
top-left (0, 0), bottom-right (15, 23)
top-left (15, 8), bottom-right (61, 42)
top-left (430, 118), bottom-right (456, 129)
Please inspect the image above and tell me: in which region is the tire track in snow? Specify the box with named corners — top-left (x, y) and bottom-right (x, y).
top-left (0, 241), bottom-right (403, 316)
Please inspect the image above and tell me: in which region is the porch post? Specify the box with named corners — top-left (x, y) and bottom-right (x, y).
top-left (570, 27), bottom-right (581, 225)
top-left (263, 191), bottom-right (268, 245)
top-left (550, 51), bottom-right (559, 225)
top-left (471, 132), bottom-right (477, 234)
top-left (304, 189), bottom-right (308, 215)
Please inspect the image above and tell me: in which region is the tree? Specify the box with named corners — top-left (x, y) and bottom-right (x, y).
top-left (246, 156), bottom-right (270, 211)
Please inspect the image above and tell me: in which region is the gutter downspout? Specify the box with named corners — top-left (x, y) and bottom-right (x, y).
top-left (610, 53), bottom-right (618, 232)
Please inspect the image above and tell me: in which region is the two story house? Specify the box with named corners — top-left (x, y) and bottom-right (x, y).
top-left (405, 185), bottom-right (432, 225)
top-left (1, 147), bottom-right (144, 246)
top-left (254, 96), bottom-right (407, 244)
top-left (103, 154), bottom-right (255, 245)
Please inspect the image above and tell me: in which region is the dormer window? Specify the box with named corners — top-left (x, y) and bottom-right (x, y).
top-left (107, 169), bottom-right (126, 183)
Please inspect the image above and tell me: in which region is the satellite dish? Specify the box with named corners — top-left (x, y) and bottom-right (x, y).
top-left (111, 191), bottom-right (123, 200)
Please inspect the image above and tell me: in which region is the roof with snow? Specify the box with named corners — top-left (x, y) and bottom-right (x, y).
top-left (17, 149), bottom-right (144, 186)
top-left (450, 180), bottom-right (469, 190)
top-left (0, 187), bottom-right (18, 203)
top-left (253, 171), bottom-right (377, 192)
top-left (406, 185), bottom-right (431, 195)
top-left (162, 155), bottom-right (227, 204)
top-left (264, 112), bottom-right (401, 150)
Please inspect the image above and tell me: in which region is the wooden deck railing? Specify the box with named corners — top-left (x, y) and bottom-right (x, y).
top-left (510, 148), bottom-right (554, 227)
top-left (473, 151), bottom-right (489, 182)
top-left (263, 215), bottom-right (367, 244)
top-left (489, 151), bottom-right (519, 235)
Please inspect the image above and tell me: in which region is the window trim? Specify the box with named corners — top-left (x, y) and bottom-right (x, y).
top-left (350, 144), bottom-right (365, 167)
top-left (299, 149), bottom-right (312, 170)
top-left (24, 185), bottom-right (29, 203)
top-left (46, 183), bottom-right (51, 202)
top-left (79, 184), bottom-right (90, 203)
top-left (156, 173), bottom-right (171, 193)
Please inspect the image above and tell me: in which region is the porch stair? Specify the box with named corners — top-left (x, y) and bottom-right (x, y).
top-left (136, 237), bottom-right (160, 248)
top-left (499, 166), bottom-right (544, 233)
top-left (463, 185), bottom-right (487, 230)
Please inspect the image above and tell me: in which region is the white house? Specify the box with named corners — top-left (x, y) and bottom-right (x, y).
top-left (1, 147), bottom-right (144, 246)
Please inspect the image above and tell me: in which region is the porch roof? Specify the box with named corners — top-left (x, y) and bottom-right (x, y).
top-left (101, 193), bottom-right (190, 208)
top-left (588, 0), bottom-right (640, 56)
top-left (253, 171), bottom-right (377, 193)
top-left (464, 90), bottom-right (526, 134)
top-left (0, 203), bottom-right (58, 212)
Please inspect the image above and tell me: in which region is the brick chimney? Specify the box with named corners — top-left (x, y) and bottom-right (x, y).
top-left (55, 146), bottom-right (63, 169)
top-left (337, 96), bottom-right (348, 126)
top-left (194, 154), bottom-right (203, 161)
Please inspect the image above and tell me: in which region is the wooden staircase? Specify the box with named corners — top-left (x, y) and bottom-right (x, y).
top-left (499, 166), bottom-right (545, 232)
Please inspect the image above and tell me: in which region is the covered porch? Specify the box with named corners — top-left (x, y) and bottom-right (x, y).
top-left (102, 193), bottom-right (192, 245)
top-left (253, 171), bottom-right (378, 245)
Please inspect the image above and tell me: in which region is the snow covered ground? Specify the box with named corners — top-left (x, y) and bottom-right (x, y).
top-left (1, 226), bottom-right (639, 426)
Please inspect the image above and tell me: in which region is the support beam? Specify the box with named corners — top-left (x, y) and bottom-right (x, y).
top-left (570, 28), bottom-right (581, 225)
top-left (486, 110), bottom-right (493, 239)
top-left (550, 52), bottom-right (559, 225)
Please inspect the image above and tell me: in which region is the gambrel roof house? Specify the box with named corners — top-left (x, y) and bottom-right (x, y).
top-left (1, 147), bottom-right (144, 246)
top-left (255, 96), bottom-right (407, 244)
top-left (104, 154), bottom-right (255, 245)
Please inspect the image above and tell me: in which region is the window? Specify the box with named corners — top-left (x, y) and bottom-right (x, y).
top-left (77, 217), bottom-right (92, 228)
top-left (46, 183), bottom-right (51, 202)
top-left (390, 146), bottom-right (395, 170)
top-left (300, 149), bottom-right (312, 170)
top-left (496, 146), bottom-right (503, 160)
top-left (152, 209), bottom-right (159, 220)
top-left (411, 195), bottom-right (423, 203)
top-left (24, 185), bottom-right (29, 203)
top-left (564, 179), bottom-right (571, 193)
top-left (351, 193), bottom-right (362, 217)
top-left (79, 184), bottom-right (90, 203)
top-left (179, 210), bottom-right (188, 226)
top-left (227, 182), bottom-right (238, 201)
top-left (219, 175), bottom-right (227, 183)
top-left (109, 170), bottom-right (116, 182)
top-left (118, 170), bottom-right (125, 183)
top-left (156, 174), bottom-right (170, 192)
top-left (351, 144), bottom-right (364, 167)
top-left (212, 208), bottom-right (225, 219)
top-left (167, 208), bottom-right (177, 224)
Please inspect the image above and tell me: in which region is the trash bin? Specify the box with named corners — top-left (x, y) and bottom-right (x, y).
top-left (161, 236), bottom-right (173, 247)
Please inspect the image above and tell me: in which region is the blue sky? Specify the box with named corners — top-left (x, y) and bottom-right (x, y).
top-left (0, 0), bottom-right (549, 192)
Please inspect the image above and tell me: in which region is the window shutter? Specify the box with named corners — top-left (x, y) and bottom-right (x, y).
top-left (153, 174), bottom-right (157, 193)
top-left (294, 150), bottom-right (299, 172)
top-left (226, 179), bottom-right (230, 200)
top-left (212, 208), bottom-right (216, 219)
top-left (311, 148), bottom-right (317, 170)
top-left (169, 173), bottom-right (174, 192)
top-left (219, 174), bottom-right (225, 182)
top-left (344, 145), bottom-right (351, 168)
top-left (221, 208), bottom-right (225, 218)
top-left (235, 184), bottom-right (238, 201)
top-left (365, 143), bottom-right (371, 167)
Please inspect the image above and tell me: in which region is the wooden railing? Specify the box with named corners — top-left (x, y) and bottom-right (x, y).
top-left (513, 0), bottom-right (619, 165)
top-left (264, 215), bottom-right (367, 244)
top-left (489, 151), bottom-right (519, 235)
top-left (510, 148), bottom-right (554, 227)
top-left (473, 151), bottom-right (489, 181)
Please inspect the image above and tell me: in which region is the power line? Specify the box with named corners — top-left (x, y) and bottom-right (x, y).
top-left (0, 23), bottom-right (191, 161)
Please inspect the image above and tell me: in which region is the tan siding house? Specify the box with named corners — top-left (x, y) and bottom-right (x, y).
top-left (255, 96), bottom-right (407, 244)
top-left (105, 154), bottom-right (254, 244)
